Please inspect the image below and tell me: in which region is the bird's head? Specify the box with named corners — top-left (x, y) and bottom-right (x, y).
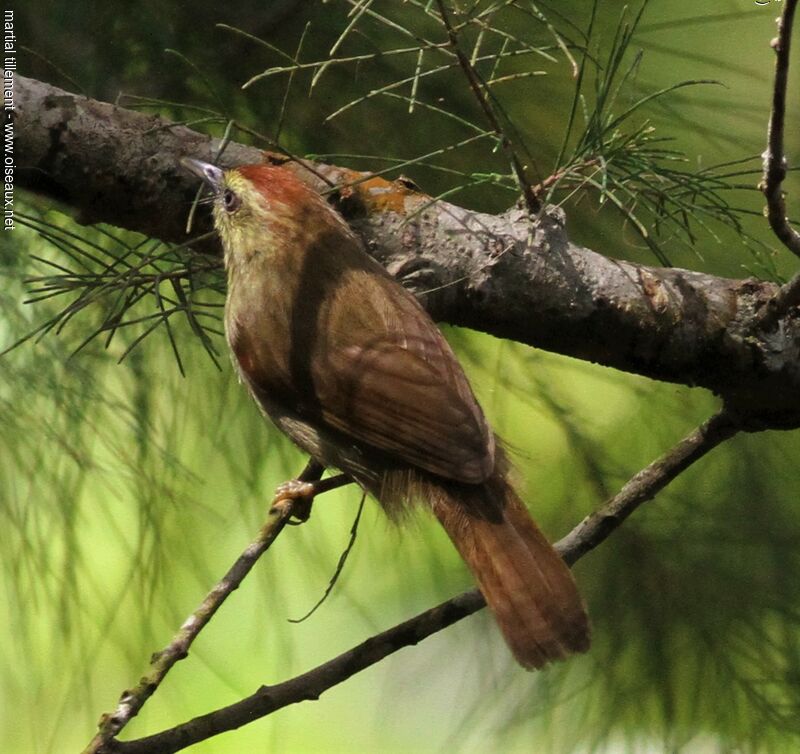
top-left (181, 158), bottom-right (317, 269)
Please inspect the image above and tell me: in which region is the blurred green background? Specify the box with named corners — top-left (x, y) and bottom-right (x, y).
top-left (5, 1), bottom-right (800, 752)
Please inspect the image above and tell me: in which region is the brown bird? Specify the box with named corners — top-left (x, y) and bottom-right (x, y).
top-left (183, 158), bottom-right (590, 669)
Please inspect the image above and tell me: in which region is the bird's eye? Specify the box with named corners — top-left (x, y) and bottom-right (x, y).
top-left (222, 188), bottom-right (241, 213)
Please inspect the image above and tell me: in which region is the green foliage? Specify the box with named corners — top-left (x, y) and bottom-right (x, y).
top-left (4, 213), bottom-right (225, 371)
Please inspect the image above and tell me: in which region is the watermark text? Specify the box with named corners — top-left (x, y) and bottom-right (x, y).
top-left (3, 9), bottom-right (15, 230)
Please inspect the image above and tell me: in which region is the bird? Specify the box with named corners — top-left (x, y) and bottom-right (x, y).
top-left (182, 156), bottom-right (590, 669)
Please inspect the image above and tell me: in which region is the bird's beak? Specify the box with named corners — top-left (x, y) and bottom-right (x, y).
top-left (181, 157), bottom-right (225, 194)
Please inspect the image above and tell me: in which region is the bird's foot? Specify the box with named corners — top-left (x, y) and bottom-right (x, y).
top-left (268, 465), bottom-right (353, 525)
top-left (270, 479), bottom-right (317, 524)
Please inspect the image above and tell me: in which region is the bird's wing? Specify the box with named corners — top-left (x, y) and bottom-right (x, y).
top-left (310, 267), bottom-right (495, 484)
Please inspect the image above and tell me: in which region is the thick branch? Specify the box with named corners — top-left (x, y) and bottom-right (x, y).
top-left (14, 74), bottom-right (800, 424)
top-left (100, 411), bottom-right (738, 754)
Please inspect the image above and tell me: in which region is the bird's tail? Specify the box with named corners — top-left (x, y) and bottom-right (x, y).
top-left (431, 475), bottom-right (589, 669)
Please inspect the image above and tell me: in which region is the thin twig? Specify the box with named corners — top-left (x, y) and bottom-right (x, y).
top-left (100, 410), bottom-right (740, 754)
top-left (83, 460), bottom-right (353, 754)
top-left (288, 490), bottom-right (366, 623)
top-left (761, 0), bottom-right (800, 258)
top-left (434, 0), bottom-right (541, 214)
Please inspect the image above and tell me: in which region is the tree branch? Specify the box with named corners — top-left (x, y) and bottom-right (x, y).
top-left (96, 410), bottom-right (739, 754)
top-left (14, 74), bottom-right (800, 425)
top-left (82, 499), bottom-right (296, 754)
top-left (555, 409), bottom-right (740, 562)
top-left (82, 461), bottom-right (349, 754)
top-left (759, 0), bottom-right (800, 331)
top-left (761, 0), bottom-right (800, 259)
